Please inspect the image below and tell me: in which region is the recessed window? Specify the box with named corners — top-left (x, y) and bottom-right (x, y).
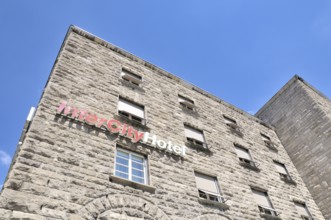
top-left (274, 161), bottom-right (296, 185)
top-left (234, 145), bottom-right (259, 171)
top-left (195, 172), bottom-right (223, 202)
top-left (115, 148), bottom-right (148, 184)
top-left (261, 133), bottom-right (278, 151)
top-left (252, 189), bottom-right (279, 217)
top-left (234, 145), bottom-right (251, 162)
top-left (224, 115), bottom-right (243, 136)
top-left (294, 201), bottom-right (313, 220)
top-left (178, 95), bottom-right (195, 111)
top-left (118, 98), bottom-right (145, 125)
top-left (121, 69), bottom-right (142, 86)
top-left (184, 125), bottom-right (207, 149)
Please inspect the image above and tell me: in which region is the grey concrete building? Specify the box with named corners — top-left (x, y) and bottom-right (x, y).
top-left (0, 26), bottom-right (325, 220)
top-left (256, 76), bottom-right (331, 220)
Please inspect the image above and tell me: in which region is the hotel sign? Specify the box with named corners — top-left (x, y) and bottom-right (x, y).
top-left (57, 101), bottom-right (186, 157)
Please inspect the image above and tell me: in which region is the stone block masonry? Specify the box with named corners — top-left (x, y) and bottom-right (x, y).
top-left (0, 26), bottom-right (325, 220)
top-left (256, 76), bottom-right (331, 220)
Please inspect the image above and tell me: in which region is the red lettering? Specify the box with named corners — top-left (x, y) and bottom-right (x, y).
top-left (133, 130), bottom-right (144, 143)
top-left (127, 127), bottom-right (134, 139)
top-left (96, 118), bottom-right (108, 128)
top-left (71, 107), bottom-right (80, 118)
top-left (121, 124), bottom-right (128, 135)
top-left (86, 114), bottom-right (98, 125)
top-left (78, 110), bottom-right (88, 121)
top-left (107, 120), bottom-right (121, 133)
top-left (57, 101), bottom-right (71, 115)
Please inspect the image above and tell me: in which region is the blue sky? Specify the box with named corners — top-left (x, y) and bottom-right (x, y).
top-left (0, 1), bottom-right (331, 188)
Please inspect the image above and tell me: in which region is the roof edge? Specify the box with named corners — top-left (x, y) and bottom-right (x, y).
top-left (256, 75), bottom-right (330, 117)
top-left (69, 25), bottom-right (274, 130)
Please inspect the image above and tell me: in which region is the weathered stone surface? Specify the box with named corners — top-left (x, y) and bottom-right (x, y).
top-left (0, 26), bottom-right (325, 220)
top-left (257, 76), bottom-right (331, 220)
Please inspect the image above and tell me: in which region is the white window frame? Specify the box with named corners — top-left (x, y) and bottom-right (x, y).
top-left (121, 68), bottom-right (142, 86)
top-left (114, 147), bottom-right (148, 185)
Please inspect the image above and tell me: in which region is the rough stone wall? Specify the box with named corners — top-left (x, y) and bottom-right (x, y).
top-left (0, 27), bottom-right (325, 220)
top-left (256, 77), bottom-right (331, 220)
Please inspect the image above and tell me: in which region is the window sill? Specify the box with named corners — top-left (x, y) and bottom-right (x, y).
top-left (260, 213), bottom-right (282, 220)
top-left (228, 127), bottom-right (243, 137)
top-left (109, 175), bottom-right (156, 193)
top-left (280, 176), bottom-right (297, 186)
top-left (198, 198), bottom-right (230, 210)
top-left (180, 105), bottom-right (198, 114)
top-left (239, 161), bottom-right (260, 172)
top-left (186, 141), bottom-right (210, 152)
top-left (265, 141), bottom-right (278, 152)
top-left (114, 114), bottom-right (149, 130)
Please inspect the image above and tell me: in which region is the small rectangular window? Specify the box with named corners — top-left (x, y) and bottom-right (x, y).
top-left (224, 115), bottom-right (237, 125)
top-left (252, 189), bottom-right (278, 216)
top-left (121, 69), bottom-right (142, 86)
top-left (178, 95), bottom-right (195, 111)
top-left (234, 145), bottom-right (251, 162)
top-left (184, 125), bottom-right (206, 148)
top-left (260, 133), bottom-right (271, 141)
top-left (261, 133), bottom-right (278, 151)
top-left (274, 161), bottom-right (296, 184)
top-left (274, 161), bottom-right (288, 175)
top-left (115, 147), bottom-right (148, 184)
top-left (224, 115), bottom-right (243, 136)
top-left (194, 172), bottom-right (223, 202)
top-left (118, 98), bottom-right (145, 125)
top-left (294, 201), bottom-right (312, 220)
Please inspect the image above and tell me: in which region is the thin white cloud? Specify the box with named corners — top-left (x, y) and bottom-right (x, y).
top-left (0, 150), bottom-right (11, 166)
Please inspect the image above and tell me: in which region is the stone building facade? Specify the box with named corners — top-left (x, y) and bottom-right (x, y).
top-left (256, 76), bottom-right (331, 220)
top-left (0, 26), bottom-right (325, 220)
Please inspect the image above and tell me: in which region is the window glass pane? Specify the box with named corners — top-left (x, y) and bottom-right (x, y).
top-left (116, 151), bottom-right (129, 159)
top-left (132, 161), bottom-right (143, 170)
top-left (132, 176), bottom-right (145, 184)
top-left (132, 155), bottom-right (144, 163)
top-left (115, 148), bottom-right (147, 184)
top-left (115, 171), bottom-right (128, 179)
top-left (116, 157), bottom-right (129, 166)
top-left (116, 164), bottom-right (129, 173)
top-left (132, 169), bottom-right (144, 178)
